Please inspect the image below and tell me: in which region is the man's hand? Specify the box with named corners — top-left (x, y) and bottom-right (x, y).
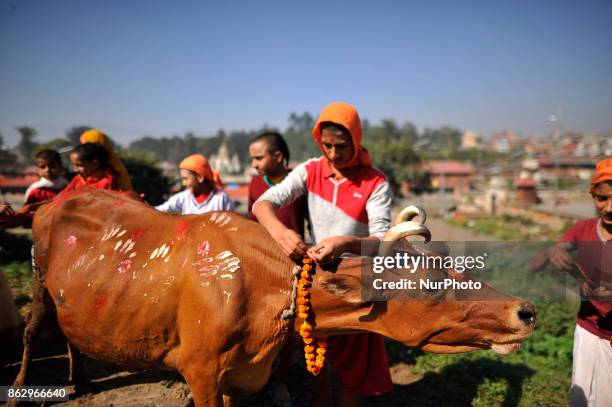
top-left (272, 225), bottom-right (307, 259)
top-left (307, 236), bottom-right (352, 264)
top-left (548, 242), bottom-right (574, 270)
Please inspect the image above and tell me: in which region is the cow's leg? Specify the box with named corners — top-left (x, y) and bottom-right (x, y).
top-left (11, 265), bottom-right (46, 388)
top-left (181, 364), bottom-right (223, 407)
top-left (67, 341), bottom-right (95, 395)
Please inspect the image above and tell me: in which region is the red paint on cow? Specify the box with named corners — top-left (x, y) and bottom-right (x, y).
top-left (118, 260), bottom-right (132, 274)
top-left (61, 314), bottom-right (74, 327)
top-left (94, 296), bottom-right (108, 310)
top-left (131, 229), bottom-right (145, 241)
top-left (176, 221), bottom-right (189, 241)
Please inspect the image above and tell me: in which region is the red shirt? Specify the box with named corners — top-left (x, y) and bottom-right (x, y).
top-left (25, 187), bottom-right (62, 205)
top-left (61, 169), bottom-right (119, 194)
top-left (248, 174), bottom-right (308, 238)
top-left (561, 218), bottom-right (612, 340)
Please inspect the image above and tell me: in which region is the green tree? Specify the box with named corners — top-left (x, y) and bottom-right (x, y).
top-left (367, 137), bottom-right (422, 194)
top-left (15, 126), bottom-right (38, 161)
top-left (121, 151), bottom-right (172, 206)
top-left (418, 126), bottom-right (462, 152)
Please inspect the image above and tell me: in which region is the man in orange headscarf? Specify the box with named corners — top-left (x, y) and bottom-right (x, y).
top-left (253, 102), bottom-right (393, 405)
top-left (155, 154), bottom-right (233, 214)
top-left (548, 158), bottom-right (612, 406)
top-left (80, 129), bottom-right (133, 191)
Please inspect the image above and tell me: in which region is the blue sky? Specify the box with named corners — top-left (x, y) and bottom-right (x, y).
top-left (1, 0), bottom-right (611, 147)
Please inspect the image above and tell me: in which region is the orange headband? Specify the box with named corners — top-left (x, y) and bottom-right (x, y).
top-left (312, 101), bottom-right (371, 168)
top-left (590, 158), bottom-right (612, 192)
top-left (179, 154), bottom-right (223, 188)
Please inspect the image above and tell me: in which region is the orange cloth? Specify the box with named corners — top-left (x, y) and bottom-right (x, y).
top-left (179, 154), bottom-right (223, 188)
top-left (80, 129), bottom-right (133, 191)
top-left (590, 158), bottom-right (612, 192)
top-left (312, 101), bottom-right (371, 168)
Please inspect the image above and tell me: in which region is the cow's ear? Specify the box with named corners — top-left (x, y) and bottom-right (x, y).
top-left (319, 275), bottom-right (363, 304)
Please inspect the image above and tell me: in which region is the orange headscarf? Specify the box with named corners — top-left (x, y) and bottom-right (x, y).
top-left (312, 101), bottom-right (371, 168)
top-left (80, 129), bottom-right (133, 191)
top-left (590, 158), bottom-right (612, 192)
top-left (179, 154), bottom-right (223, 189)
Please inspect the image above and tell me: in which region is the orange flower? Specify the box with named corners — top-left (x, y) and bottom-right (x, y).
top-left (298, 255), bottom-right (326, 376)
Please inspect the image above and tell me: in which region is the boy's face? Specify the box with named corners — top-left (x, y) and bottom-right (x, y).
top-left (180, 169), bottom-right (200, 191)
top-left (249, 140), bottom-right (283, 176)
top-left (320, 127), bottom-right (355, 169)
top-left (70, 153), bottom-right (100, 179)
top-left (36, 158), bottom-right (62, 180)
top-left (592, 182), bottom-right (612, 227)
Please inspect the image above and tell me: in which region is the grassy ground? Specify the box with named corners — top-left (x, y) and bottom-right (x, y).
top-left (380, 300), bottom-right (577, 406)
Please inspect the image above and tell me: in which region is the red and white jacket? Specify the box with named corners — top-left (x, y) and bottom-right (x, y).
top-left (256, 157), bottom-right (392, 243)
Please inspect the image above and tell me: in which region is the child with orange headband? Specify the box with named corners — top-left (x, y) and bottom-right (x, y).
top-left (155, 154), bottom-right (234, 214)
top-left (547, 157), bottom-right (612, 405)
top-left (253, 102), bottom-right (393, 405)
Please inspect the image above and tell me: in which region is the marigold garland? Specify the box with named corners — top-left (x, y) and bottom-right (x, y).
top-left (298, 256), bottom-right (327, 375)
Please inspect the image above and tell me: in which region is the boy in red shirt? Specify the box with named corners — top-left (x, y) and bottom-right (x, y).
top-left (248, 132), bottom-right (308, 236)
top-left (549, 158), bottom-right (612, 406)
top-left (248, 132), bottom-right (308, 406)
top-left (24, 149), bottom-right (68, 204)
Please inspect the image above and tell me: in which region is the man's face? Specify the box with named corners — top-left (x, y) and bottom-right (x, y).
top-left (320, 128), bottom-right (355, 169)
top-left (592, 182), bottom-right (612, 226)
top-left (36, 158), bottom-right (62, 180)
top-left (249, 140), bottom-right (282, 176)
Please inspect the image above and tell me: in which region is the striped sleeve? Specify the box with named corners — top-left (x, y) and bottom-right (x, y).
top-left (365, 180), bottom-right (392, 239)
top-left (254, 162), bottom-right (308, 209)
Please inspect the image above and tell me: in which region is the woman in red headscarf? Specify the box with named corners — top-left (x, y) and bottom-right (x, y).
top-left (253, 102), bottom-right (394, 405)
top-left (155, 154), bottom-right (233, 214)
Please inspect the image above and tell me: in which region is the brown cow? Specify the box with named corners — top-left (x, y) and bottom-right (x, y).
top-left (12, 189), bottom-right (535, 406)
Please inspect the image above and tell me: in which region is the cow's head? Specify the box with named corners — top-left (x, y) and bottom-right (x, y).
top-left (314, 206), bottom-right (536, 355)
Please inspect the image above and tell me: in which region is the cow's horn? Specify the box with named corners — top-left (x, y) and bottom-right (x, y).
top-left (379, 221), bottom-right (431, 256)
top-left (395, 205), bottom-right (427, 225)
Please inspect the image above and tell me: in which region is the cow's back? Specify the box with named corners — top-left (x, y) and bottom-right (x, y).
top-left (38, 189), bottom-right (294, 377)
